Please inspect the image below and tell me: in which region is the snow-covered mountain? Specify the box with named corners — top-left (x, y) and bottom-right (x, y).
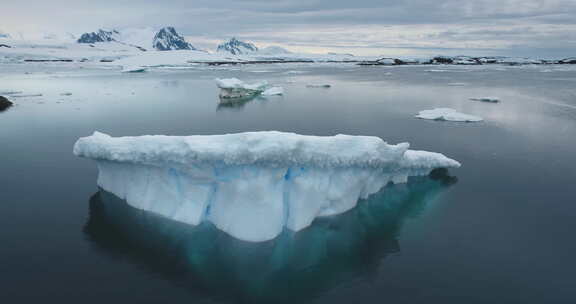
top-left (217, 38), bottom-right (258, 55)
top-left (77, 29), bottom-right (119, 43)
top-left (152, 27), bottom-right (195, 51)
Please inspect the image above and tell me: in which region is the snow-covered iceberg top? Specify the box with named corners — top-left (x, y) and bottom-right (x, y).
top-left (416, 108), bottom-right (483, 122)
top-left (74, 131), bottom-right (460, 242)
top-left (215, 78), bottom-right (283, 98)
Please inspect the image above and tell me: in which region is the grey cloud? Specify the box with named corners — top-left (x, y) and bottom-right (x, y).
top-left (2, 0), bottom-right (576, 57)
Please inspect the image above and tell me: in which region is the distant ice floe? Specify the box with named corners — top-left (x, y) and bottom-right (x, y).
top-left (215, 78), bottom-right (283, 99)
top-left (306, 84), bottom-right (331, 88)
top-left (73, 131), bottom-right (460, 242)
top-left (0, 91), bottom-right (24, 95)
top-left (10, 93), bottom-right (43, 98)
top-left (121, 66), bottom-right (147, 73)
top-left (416, 108), bottom-right (483, 122)
top-left (425, 69), bottom-right (449, 73)
top-left (469, 97), bottom-right (500, 103)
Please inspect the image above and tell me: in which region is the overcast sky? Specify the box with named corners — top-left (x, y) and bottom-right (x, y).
top-left (2, 0), bottom-right (576, 57)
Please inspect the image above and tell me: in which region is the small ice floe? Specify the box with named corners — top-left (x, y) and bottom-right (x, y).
top-left (470, 97), bottom-right (499, 103)
top-left (60, 92), bottom-right (73, 96)
top-left (416, 108), bottom-right (483, 122)
top-left (215, 78), bottom-right (283, 99)
top-left (306, 84), bottom-right (331, 88)
top-left (121, 66), bottom-right (148, 73)
top-left (262, 86), bottom-right (284, 96)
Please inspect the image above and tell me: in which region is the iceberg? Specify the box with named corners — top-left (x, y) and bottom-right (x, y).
top-left (215, 78), bottom-right (283, 99)
top-left (416, 108), bottom-right (483, 122)
top-left (73, 131), bottom-right (460, 242)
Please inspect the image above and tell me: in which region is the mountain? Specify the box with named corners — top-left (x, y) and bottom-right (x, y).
top-left (152, 27), bottom-right (195, 51)
top-left (217, 37), bottom-right (258, 55)
top-left (77, 29), bottom-right (119, 43)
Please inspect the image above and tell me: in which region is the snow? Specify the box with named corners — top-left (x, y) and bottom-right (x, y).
top-left (152, 27), bottom-right (195, 51)
top-left (416, 108), bottom-right (483, 122)
top-left (470, 97), bottom-right (500, 103)
top-left (73, 131), bottom-right (460, 242)
top-left (215, 78), bottom-right (283, 98)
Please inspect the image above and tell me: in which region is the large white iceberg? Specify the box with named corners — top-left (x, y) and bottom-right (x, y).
top-left (73, 131), bottom-right (460, 242)
top-left (215, 78), bottom-right (283, 99)
top-left (416, 108), bottom-right (483, 122)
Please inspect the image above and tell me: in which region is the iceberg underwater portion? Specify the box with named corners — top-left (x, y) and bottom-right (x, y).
top-left (73, 131), bottom-right (460, 242)
top-left (85, 171), bottom-right (457, 304)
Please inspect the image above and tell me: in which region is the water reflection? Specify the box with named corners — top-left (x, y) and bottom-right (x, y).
top-left (84, 169), bottom-right (457, 304)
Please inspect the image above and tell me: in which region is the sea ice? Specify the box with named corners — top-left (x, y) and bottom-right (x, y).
top-left (121, 66), bottom-right (147, 73)
top-left (215, 78), bottom-right (283, 98)
top-left (262, 86), bottom-right (284, 96)
top-left (0, 90), bottom-right (24, 95)
top-left (74, 131), bottom-right (460, 242)
top-left (416, 108), bottom-right (483, 122)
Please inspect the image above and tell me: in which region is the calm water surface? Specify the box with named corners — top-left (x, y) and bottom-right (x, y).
top-left (1, 63), bottom-right (575, 303)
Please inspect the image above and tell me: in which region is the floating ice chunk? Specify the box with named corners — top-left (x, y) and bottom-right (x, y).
top-left (215, 78), bottom-right (283, 98)
top-left (306, 84), bottom-right (331, 88)
top-left (60, 92), bottom-right (73, 96)
top-left (262, 86), bottom-right (284, 96)
top-left (416, 108), bottom-right (483, 122)
top-left (74, 131), bottom-right (460, 242)
top-left (121, 66), bottom-right (147, 73)
top-left (470, 97), bottom-right (500, 103)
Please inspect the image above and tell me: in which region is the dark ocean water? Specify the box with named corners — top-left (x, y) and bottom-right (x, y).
top-left (1, 64), bottom-right (575, 303)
